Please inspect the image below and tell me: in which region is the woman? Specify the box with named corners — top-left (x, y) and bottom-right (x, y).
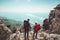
top-left (33, 23), bottom-right (41, 40)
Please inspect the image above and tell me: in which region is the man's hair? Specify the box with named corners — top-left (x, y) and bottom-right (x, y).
top-left (27, 19), bottom-right (30, 21)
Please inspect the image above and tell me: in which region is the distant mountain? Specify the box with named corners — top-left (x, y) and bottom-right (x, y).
top-left (0, 13), bottom-right (49, 25)
top-left (0, 16), bottom-right (22, 29)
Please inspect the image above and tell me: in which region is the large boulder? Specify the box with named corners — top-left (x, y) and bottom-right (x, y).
top-left (43, 4), bottom-right (60, 34)
top-left (49, 4), bottom-right (60, 34)
top-left (0, 24), bottom-right (11, 40)
top-left (43, 18), bottom-right (49, 30)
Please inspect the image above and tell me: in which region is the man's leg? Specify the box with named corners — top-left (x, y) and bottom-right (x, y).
top-left (27, 31), bottom-right (29, 40)
top-left (24, 30), bottom-right (26, 40)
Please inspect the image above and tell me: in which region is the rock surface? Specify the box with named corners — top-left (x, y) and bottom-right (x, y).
top-left (9, 30), bottom-right (60, 40)
top-left (0, 24), bottom-right (11, 40)
top-left (43, 4), bottom-right (60, 34)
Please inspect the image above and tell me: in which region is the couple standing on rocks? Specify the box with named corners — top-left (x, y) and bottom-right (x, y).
top-left (24, 19), bottom-right (41, 40)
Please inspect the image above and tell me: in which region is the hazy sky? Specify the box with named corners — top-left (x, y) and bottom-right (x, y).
top-left (0, 0), bottom-right (60, 25)
top-left (0, 0), bottom-right (60, 13)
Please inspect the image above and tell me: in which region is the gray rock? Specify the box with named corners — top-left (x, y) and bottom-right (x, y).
top-left (0, 24), bottom-right (11, 40)
top-left (43, 4), bottom-right (60, 34)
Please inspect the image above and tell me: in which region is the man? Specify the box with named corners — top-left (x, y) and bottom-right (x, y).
top-left (27, 19), bottom-right (31, 40)
top-left (24, 19), bottom-right (31, 40)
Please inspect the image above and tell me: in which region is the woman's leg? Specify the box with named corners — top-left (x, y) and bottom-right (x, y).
top-left (33, 30), bottom-right (36, 40)
top-left (35, 31), bottom-right (38, 39)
